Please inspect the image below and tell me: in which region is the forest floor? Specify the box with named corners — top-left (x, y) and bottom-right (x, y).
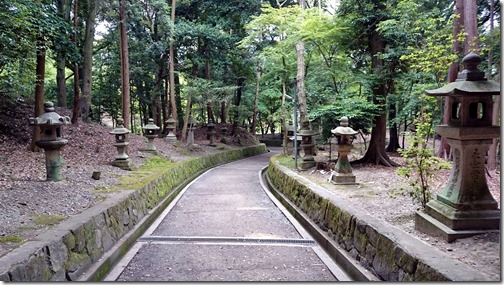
top-left (0, 96), bottom-right (500, 281)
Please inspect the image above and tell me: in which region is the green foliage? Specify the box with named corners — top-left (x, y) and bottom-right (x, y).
top-left (0, 0), bottom-right (78, 95)
top-left (396, 105), bottom-right (450, 208)
top-left (0, 235), bottom-right (23, 243)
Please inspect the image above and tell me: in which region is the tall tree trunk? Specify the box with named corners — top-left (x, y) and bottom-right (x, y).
top-left (119, 0), bottom-right (130, 129)
top-left (354, 21), bottom-right (397, 166)
top-left (168, 0), bottom-right (177, 125)
top-left (251, 61), bottom-right (261, 134)
top-left (56, 0), bottom-right (71, 108)
top-left (71, 0), bottom-right (80, 124)
top-left (463, 0), bottom-right (478, 53)
top-left (295, 41), bottom-right (307, 125)
top-left (80, 0), bottom-right (97, 122)
top-left (386, 81), bottom-right (400, 152)
top-left (438, 0), bottom-right (464, 158)
top-left (231, 77), bottom-right (246, 136)
top-left (30, 34), bottom-right (46, 152)
top-left (220, 101), bottom-right (226, 124)
top-left (281, 79), bottom-right (287, 155)
top-left (487, 0), bottom-right (499, 170)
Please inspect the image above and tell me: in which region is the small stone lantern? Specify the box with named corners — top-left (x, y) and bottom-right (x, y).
top-left (29, 102), bottom-right (70, 181)
top-left (164, 116), bottom-right (177, 143)
top-left (297, 120), bottom-right (318, 170)
top-left (207, 122), bottom-right (216, 147)
top-left (110, 117), bottom-right (132, 170)
top-left (186, 117), bottom-right (196, 146)
top-left (285, 121), bottom-right (295, 155)
top-left (415, 52), bottom-right (500, 242)
top-left (330, 116), bottom-right (358, 184)
top-left (142, 118), bottom-right (160, 152)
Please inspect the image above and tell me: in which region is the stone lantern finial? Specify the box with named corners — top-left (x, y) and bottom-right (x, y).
top-left (457, 52), bottom-right (485, 81)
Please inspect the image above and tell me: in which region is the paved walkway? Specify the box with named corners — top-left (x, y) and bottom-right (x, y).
top-left (104, 148), bottom-right (349, 281)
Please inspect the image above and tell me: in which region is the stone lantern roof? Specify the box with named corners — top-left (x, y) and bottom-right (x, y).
top-left (30, 102), bottom-right (70, 126)
top-left (143, 118), bottom-right (160, 131)
top-left (425, 52), bottom-right (500, 96)
top-left (331, 117), bottom-right (358, 136)
top-left (110, 118), bottom-right (130, 135)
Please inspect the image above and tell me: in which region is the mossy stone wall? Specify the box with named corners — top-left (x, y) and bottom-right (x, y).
top-left (0, 144), bottom-right (267, 281)
top-left (266, 155), bottom-right (490, 282)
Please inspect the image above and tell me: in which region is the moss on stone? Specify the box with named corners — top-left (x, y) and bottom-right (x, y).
top-left (0, 235), bottom-right (23, 243)
top-left (30, 213), bottom-right (67, 226)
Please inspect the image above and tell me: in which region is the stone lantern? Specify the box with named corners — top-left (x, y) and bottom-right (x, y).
top-left (415, 52), bottom-right (500, 242)
top-left (330, 116), bottom-right (358, 184)
top-left (110, 117), bottom-right (132, 170)
top-left (164, 116), bottom-right (177, 143)
top-left (207, 122), bottom-right (216, 147)
top-left (297, 120), bottom-right (318, 170)
top-left (142, 118), bottom-right (160, 152)
top-left (186, 117), bottom-right (196, 146)
top-left (284, 121), bottom-right (295, 155)
top-left (29, 102), bottom-right (70, 181)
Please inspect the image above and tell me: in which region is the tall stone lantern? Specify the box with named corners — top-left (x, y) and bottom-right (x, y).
top-left (330, 116), bottom-right (358, 184)
top-left (164, 116), bottom-right (177, 143)
top-left (297, 120), bottom-right (318, 170)
top-left (110, 117), bottom-right (132, 170)
top-left (29, 102), bottom-right (70, 181)
top-left (142, 118), bottom-right (160, 152)
top-left (415, 52), bottom-right (500, 242)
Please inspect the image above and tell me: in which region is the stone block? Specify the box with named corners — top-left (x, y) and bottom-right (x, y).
top-left (47, 240), bottom-right (69, 273)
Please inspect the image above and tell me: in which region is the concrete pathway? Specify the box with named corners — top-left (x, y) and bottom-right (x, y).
top-left (104, 148), bottom-right (349, 281)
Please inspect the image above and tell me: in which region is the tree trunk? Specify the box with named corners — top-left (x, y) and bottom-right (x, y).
top-left (169, 0), bottom-right (177, 127)
top-left (56, 0), bottom-right (71, 108)
top-left (30, 35), bottom-right (46, 152)
top-left (231, 77), bottom-right (246, 136)
top-left (463, 0), bottom-right (478, 53)
top-left (80, 0), bottom-right (97, 123)
top-left (354, 22), bottom-right (397, 166)
top-left (386, 102), bottom-right (400, 152)
top-left (119, 0), bottom-right (130, 129)
top-left (181, 92), bottom-right (191, 142)
top-left (71, 0), bottom-right (80, 124)
top-left (438, 0), bottom-right (464, 158)
top-left (220, 101), bottom-right (226, 124)
top-left (487, 0), bottom-right (498, 170)
top-left (295, 41), bottom-right (307, 125)
top-left (251, 61), bottom-right (261, 134)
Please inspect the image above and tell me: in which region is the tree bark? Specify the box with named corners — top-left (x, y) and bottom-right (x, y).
top-left (71, 0), bottom-right (80, 124)
top-left (487, 0), bottom-right (499, 170)
top-left (168, 0), bottom-right (177, 125)
top-left (119, 0), bottom-right (130, 129)
top-left (295, 41), bottom-right (307, 125)
top-left (56, 0), bottom-right (71, 108)
top-left (80, 0), bottom-right (97, 122)
top-left (231, 77), bottom-right (246, 136)
top-left (354, 20), bottom-right (397, 166)
top-left (30, 34), bottom-right (46, 152)
top-left (251, 61), bottom-right (261, 135)
top-left (438, 0), bottom-right (464, 158)
top-left (463, 0), bottom-right (478, 53)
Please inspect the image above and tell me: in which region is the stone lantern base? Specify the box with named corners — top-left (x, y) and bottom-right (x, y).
top-left (415, 202), bottom-right (500, 243)
top-left (331, 172), bottom-right (357, 185)
top-left (112, 158), bottom-right (133, 171)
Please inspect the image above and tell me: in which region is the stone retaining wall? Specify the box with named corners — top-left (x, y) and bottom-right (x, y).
top-left (266, 156), bottom-right (491, 281)
top-left (0, 144), bottom-right (267, 281)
